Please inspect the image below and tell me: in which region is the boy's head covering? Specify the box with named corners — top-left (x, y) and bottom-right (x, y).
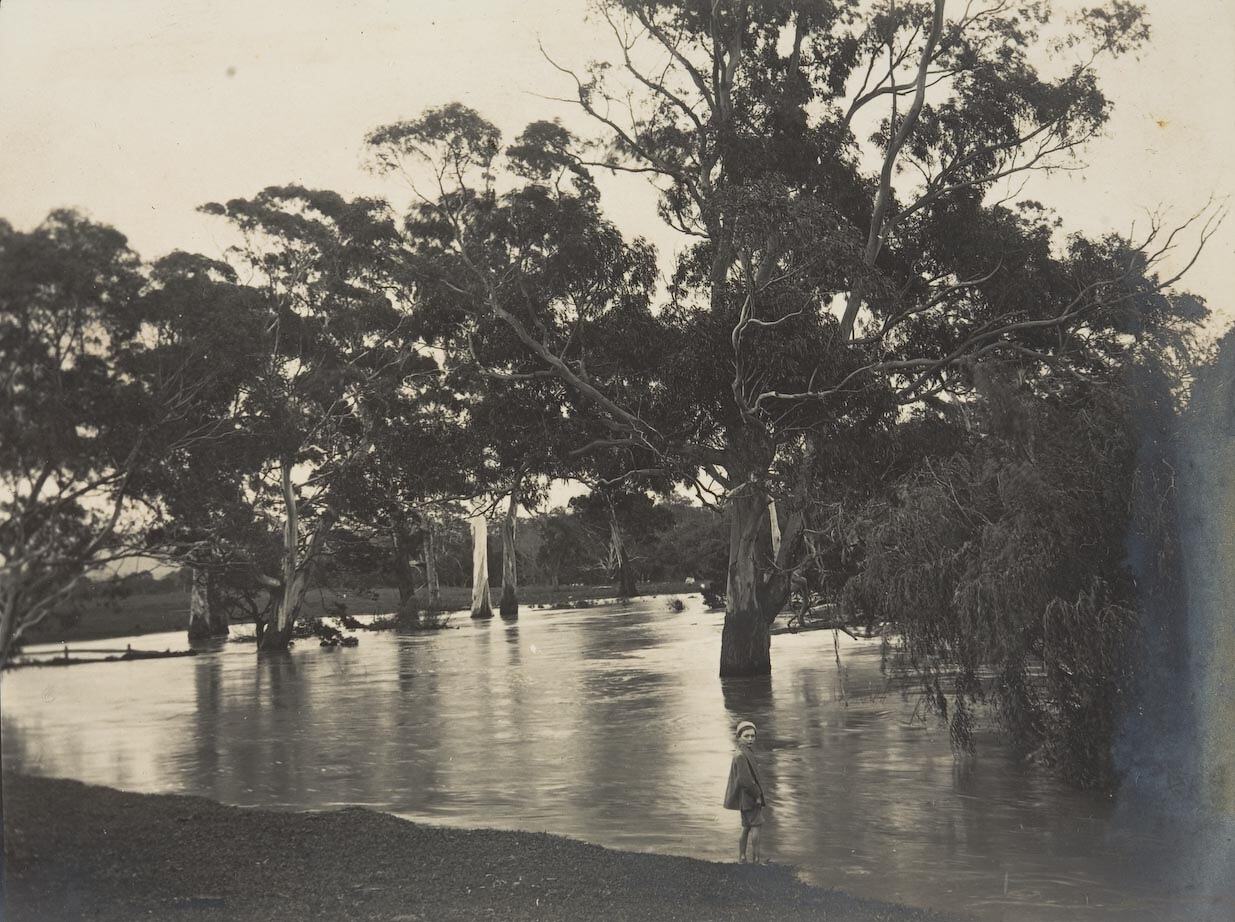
top-left (735, 720), bottom-right (757, 737)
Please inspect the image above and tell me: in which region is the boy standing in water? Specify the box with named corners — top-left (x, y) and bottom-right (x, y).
top-left (723, 720), bottom-right (766, 863)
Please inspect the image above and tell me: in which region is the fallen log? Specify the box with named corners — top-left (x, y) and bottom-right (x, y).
top-left (5, 647), bottom-right (198, 669)
top-left (771, 620), bottom-right (885, 639)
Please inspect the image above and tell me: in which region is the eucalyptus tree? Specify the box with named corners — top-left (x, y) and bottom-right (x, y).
top-left (533, 508), bottom-right (590, 593)
top-left (0, 213), bottom-right (233, 661)
top-left (367, 111), bottom-right (668, 618)
top-left (369, 2), bottom-right (1215, 675)
top-left (464, 373), bottom-right (589, 618)
top-left (325, 356), bottom-right (479, 621)
top-left (197, 185), bottom-right (431, 651)
top-left (556, 0), bottom-right (1221, 677)
top-left (570, 486), bottom-right (674, 597)
top-left (135, 250), bottom-right (276, 640)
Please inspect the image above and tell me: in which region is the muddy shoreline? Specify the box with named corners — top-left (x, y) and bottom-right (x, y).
top-left (3, 773), bottom-right (960, 921)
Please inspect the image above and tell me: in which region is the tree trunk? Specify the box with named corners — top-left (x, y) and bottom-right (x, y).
top-left (610, 513), bottom-right (637, 598)
top-left (187, 568), bottom-right (228, 640)
top-left (207, 582), bottom-right (229, 636)
top-left (720, 485), bottom-right (775, 676)
top-left (470, 514), bottom-right (493, 619)
top-left (0, 569), bottom-right (26, 664)
top-left (499, 493), bottom-right (519, 620)
top-left (187, 567), bottom-right (211, 640)
top-left (259, 464), bottom-right (334, 651)
top-left (425, 521), bottom-right (440, 611)
top-left (718, 483), bottom-right (805, 676)
top-left (391, 519), bottom-right (420, 606)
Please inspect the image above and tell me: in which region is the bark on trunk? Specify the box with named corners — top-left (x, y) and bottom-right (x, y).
top-left (470, 514), bottom-right (493, 619)
top-left (499, 493), bottom-right (519, 620)
top-left (208, 587), bottom-right (229, 636)
top-left (187, 568), bottom-right (228, 640)
top-left (721, 486), bottom-right (775, 676)
top-left (0, 582), bottom-right (18, 665)
top-left (425, 521), bottom-right (440, 611)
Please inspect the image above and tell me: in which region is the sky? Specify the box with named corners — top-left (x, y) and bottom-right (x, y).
top-left (1, 0), bottom-right (1233, 328)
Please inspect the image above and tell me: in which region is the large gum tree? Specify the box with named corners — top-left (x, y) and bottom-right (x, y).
top-left (370, 0), bottom-right (1217, 676)
top-left (196, 186), bottom-right (440, 652)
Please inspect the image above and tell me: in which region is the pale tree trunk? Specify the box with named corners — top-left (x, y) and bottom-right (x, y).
top-left (187, 568), bottom-right (228, 640)
top-left (470, 514), bottom-right (493, 619)
top-left (259, 464), bottom-right (334, 651)
top-left (424, 521), bottom-right (441, 611)
top-left (609, 512), bottom-right (637, 599)
top-left (499, 492), bottom-right (519, 620)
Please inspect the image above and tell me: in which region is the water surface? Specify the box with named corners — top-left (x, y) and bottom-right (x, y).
top-left (2, 597), bottom-right (1227, 920)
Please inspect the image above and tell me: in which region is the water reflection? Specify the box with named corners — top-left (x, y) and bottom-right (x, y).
top-left (2, 598), bottom-right (1228, 920)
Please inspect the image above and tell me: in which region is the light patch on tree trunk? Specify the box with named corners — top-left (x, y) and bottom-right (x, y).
top-left (259, 462), bottom-right (334, 651)
top-left (470, 514), bottom-right (493, 619)
top-left (500, 494), bottom-right (519, 619)
top-left (187, 568), bottom-right (212, 641)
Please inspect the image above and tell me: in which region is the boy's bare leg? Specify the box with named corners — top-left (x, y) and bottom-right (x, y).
top-left (749, 825), bottom-right (761, 862)
top-left (738, 826), bottom-right (750, 862)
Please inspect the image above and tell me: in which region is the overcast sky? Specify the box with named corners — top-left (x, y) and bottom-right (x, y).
top-left (2, 0), bottom-right (1233, 329)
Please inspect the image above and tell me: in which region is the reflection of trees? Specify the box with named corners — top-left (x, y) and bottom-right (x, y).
top-left (503, 621), bottom-right (521, 669)
top-left (254, 652), bottom-right (307, 802)
top-left (720, 674), bottom-right (774, 720)
top-left (190, 653), bottom-right (224, 799)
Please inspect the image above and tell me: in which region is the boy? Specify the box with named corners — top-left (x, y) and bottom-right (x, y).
top-left (722, 719), bottom-right (766, 863)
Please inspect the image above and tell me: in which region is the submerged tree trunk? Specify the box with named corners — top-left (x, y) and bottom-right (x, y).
top-left (719, 486), bottom-right (803, 677)
top-left (721, 486), bottom-right (775, 676)
top-left (499, 492), bottom-right (519, 620)
top-left (424, 520), bottom-right (440, 611)
top-left (260, 464), bottom-right (335, 652)
top-left (187, 568), bottom-right (229, 641)
top-left (470, 514), bottom-right (493, 619)
top-left (391, 519), bottom-right (420, 607)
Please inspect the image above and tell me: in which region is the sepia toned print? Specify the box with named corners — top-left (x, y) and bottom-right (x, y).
top-left (2, 2), bottom-right (1232, 920)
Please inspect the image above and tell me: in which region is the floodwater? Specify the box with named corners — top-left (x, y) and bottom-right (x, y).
top-left (2, 597), bottom-right (1229, 921)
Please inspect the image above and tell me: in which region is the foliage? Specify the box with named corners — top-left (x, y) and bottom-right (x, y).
top-left (843, 352), bottom-right (1192, 788)
top-left (0, 212), bottom-right (228, 661)
top-left (364, 0), bottom-right (1216, 676)
top-left (168, 186), bottom-right (464, 648)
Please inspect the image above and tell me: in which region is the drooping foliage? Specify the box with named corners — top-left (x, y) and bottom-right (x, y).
top-left (841, 329), bottom-right (1200, 787)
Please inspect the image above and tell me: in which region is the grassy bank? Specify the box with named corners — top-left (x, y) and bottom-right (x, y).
top-left (23, 581), bottom-right (700, 645)
top-left (2, 773), bottom-right (958, 922)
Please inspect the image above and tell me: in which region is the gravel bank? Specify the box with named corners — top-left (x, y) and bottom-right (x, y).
top-left (2, 774), bottom-right (962, 921)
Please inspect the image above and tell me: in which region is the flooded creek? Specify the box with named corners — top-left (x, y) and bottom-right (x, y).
top-left (2, 596), bottom-right (1227, 920)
